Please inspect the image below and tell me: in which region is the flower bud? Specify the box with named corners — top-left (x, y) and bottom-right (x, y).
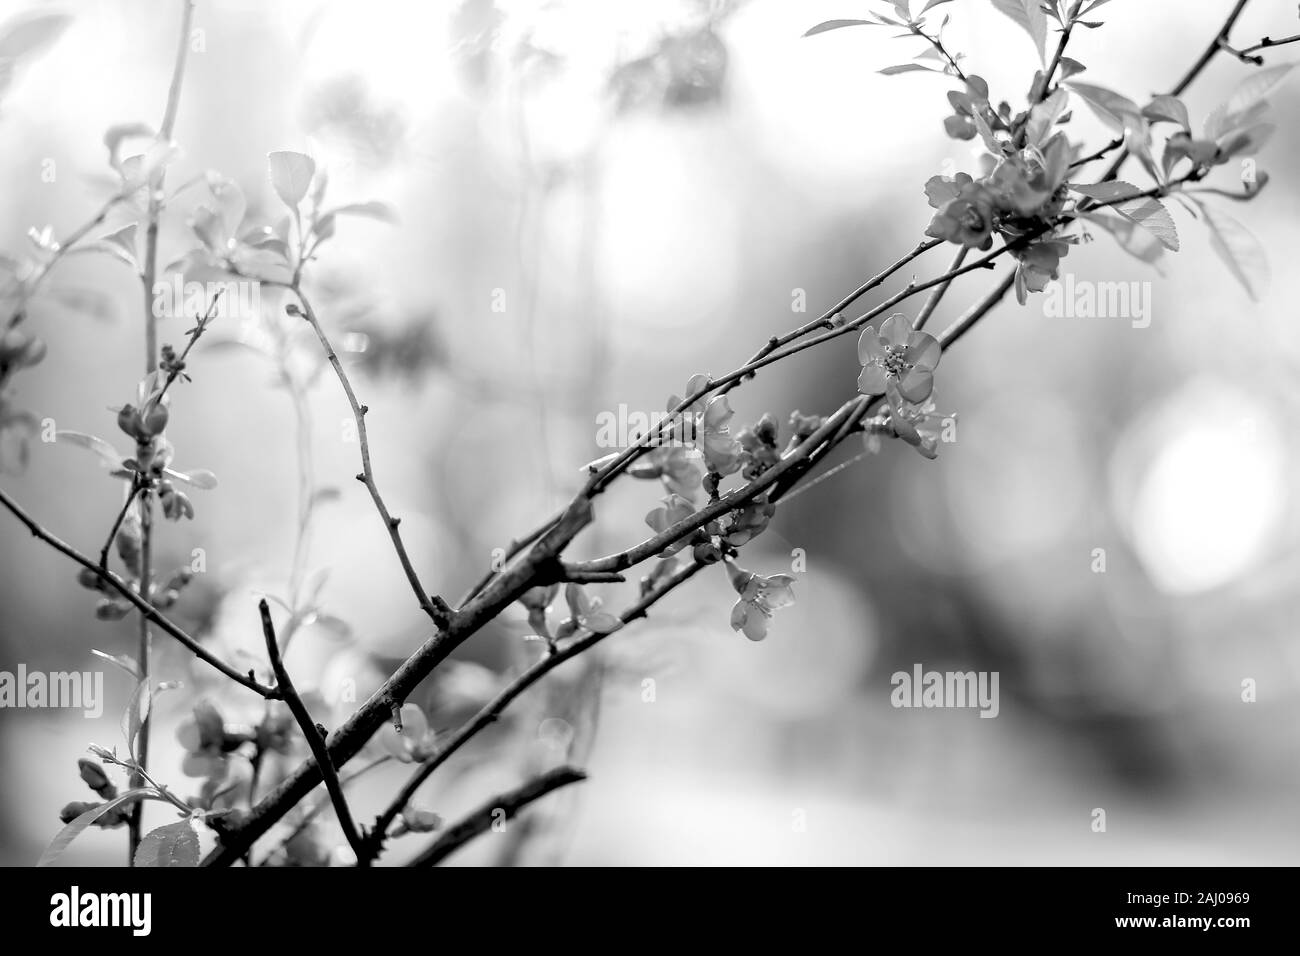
top-left (116, 404), bottom-right (142, 439)
top-left (94, 599), bottom-right (131, 621)
top-left (77, 758), bottom-right (112, 795)
top-left (753, 413), bottom-right (779, 446)
top-left (59, 800), bottom-right (100, 824)
top-left (140, 401), bottom-right (169, 437)
top-left (76, 567), bottom-right (104, 591)
top-left (692, 541), bottom-right (722, 565)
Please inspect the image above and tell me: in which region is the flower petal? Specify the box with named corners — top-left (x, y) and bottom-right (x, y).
top-left (879, 313), bottom-right (912, 347)
top-left (857, 364), bottom-right (889, 396)
top-left (729, 599), bottom-right (749, 631)
top-left (897, 368), bottom-right (934, 404)
top-left (701, 395), bottom-right (734, 430)
top-left (857, 327), bottom-right (883, 366)
top-left (741, 608), bottom-right (770, 641)
top-left (906, 331), bottom-right (941, 372)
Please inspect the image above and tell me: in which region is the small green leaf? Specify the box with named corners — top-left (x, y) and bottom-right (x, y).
top-left (72, 222), bottom-right (140, 272)
top-left (123, 679), bottom-right (151, 762)
top-left (267, 151), bottom-right (316, 209)
top-left (1067, 81), bottom-right (1144, 135)
top-left (91, 649), bottom-right (140, 679)
top-left (37, 788), bottom-right (160, 867)
top-left (1193, 199), bottom-right (1268, 301)
top-left (103, 123), bottom-right (154, 172)
top-left (1142, 94), bottom-right (1189, 130)
top-left (989, 0), bottom-right (1048, 63)
top-left (582, 611), bottom-right (624, 634)
top-left (133, 820), bottom-right (199, 868)
top-left (0, 12), bottom-right (73, 63)
top-left (1073, 182), bottom-right (1178, 251)
top-left (326, 200), bottom-right (398, 223)
top-left (879, 63), bottom-right (937, 75)
top-left (802, 19), bottom-right (882, 37)
top-left (1079, 209), bottom-right (1167, 269)
top-left (163, 466), bottom-right (217, 490)
top-left (1204, 63), bottom-right (1293, 141)
top-left (54, 430), bottom-right (126, 471)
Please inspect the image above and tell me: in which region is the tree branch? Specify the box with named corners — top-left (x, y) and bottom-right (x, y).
top-left (0, 486), bottom-right (279, 698)
top-left (258, 599), bottom-right (368, 864)
top-left (280, 287), bottom-right (453, 629)
top-left (406, 766), bottom-right (588, 867)
top-left (363, 558), bottom-right (704, 861)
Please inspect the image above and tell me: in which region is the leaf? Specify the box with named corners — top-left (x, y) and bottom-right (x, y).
top-left (133, 820), bottom-right (199, 868)
top-left (879, 63), bottom-right (937, 75)
top-left (582, 611), bottom-right (624, 634)
top-left (122, 679), bottom-right (151, 762)
top-left (119, 140), bottom-right (179, 190)
top-left (989, 0), bottom-right (1048, 62)
top-left (921, 0), bottom-right (956, 13)
top-left (55, 430), bottom-right (125, 471)
top-left (1025, 88), bottom-right (1068, 145)
top-left (71, 222), bottom-right (139, 271)
top-left (1193, 199), bottom-right (1269, 301)
top-left (267, 151), bottom-right (316, 209)
top-left (1071, 181), bottom-right (1140, 201)
top-left (802, 19), bottom-right (882, 37)
top-left (1142, 94), bottom-right (1189, 130)
top-left (91, 649), bottom-right (140, 680)
top-left (324, 201), bottom-right (398, 223)
top-left (1073, 182), bottom-right (1178, 250)
top-left (37, 789), bottom-right (160, 867)
top-left (163, 466), bottom-right (217, 490)
top-left (0, 12), bottom-right (73, 62)
top-left (1079, 209), bottom-right (1167, 270)
top-left (1112, 196), bottom-right (1178, 251)
top-left (103, 123), bottom-right (154, 171)
top-left (1067, 81), bottom-right (1144, 134)
top-left (1204, 64), bottom-right (1293, 141)
top-left (1056, 56), bottom-right (1085, 80)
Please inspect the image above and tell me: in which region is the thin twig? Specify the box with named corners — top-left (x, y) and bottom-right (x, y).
top-left (914, 246), bottom-right (967, 331)
top-left (280, 287), bottom-right (453, 628)
top-left (1219, 32), bottom-right (1300, 65)
top-left (0, 486), bottom-right (279, 697)
top-left (97, 478), bottom-right (141, 572)
top-left (258, 599), bottom-right (369, 864)
top-left (258, 755), bottom-right (392, 866)
top-left (1069, 137), bottom-right (1124, 170)
top-left (406, 766), bottom-right (588, 867)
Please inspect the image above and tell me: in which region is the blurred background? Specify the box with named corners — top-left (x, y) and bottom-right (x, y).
top-left (2, 0), bottom-right (1299, 866)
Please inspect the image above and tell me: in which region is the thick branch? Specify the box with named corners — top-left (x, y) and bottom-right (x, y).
top-left (364, 558), bottom-right (704, 860)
